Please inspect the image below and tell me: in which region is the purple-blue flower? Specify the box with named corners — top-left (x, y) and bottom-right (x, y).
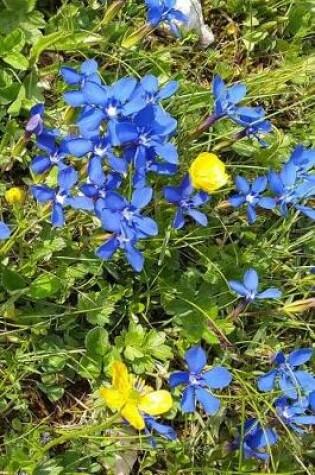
top-left (229, 176), bottom-right (276, 223)
top-left (258, 348), bottom-right (315, 399)
top-left (145, 0), bottom-right (188, 37)
top-left (164, 174), bottom-right (210, 229)
top-left (169, 346), bottom-right (232, 414)
top-left (25, 103), bottom-right (45, 139)
top-left (231, 419), bottom-right (279, 461)
top-left (274, 396), bottom-right (315, 434)
top-left (228, 268), bottom-right (282, 303)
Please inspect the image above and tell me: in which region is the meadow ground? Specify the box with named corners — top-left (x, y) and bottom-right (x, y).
top-left (0, 0), bottom-right (314, 474)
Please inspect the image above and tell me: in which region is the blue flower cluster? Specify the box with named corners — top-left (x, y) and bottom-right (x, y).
top-left (232, 348), bottom-right (315, 461)
top-left (28, 60), bottom-right (180, 272)
top-left (229, 146), bottom-right (315, 223)
top-left (167, 346), bottom-right (314, 461)
top-left (144, 0), bottom-right (188, 37)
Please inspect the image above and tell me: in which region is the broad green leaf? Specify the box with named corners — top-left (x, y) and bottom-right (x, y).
top-left (85, 327), bottom-right (109, 356)
top-left (2, 267), bottom-right (28, 292)
top-left (3, 52), bottom-right (29, 70)
top-left (28, 274), bottom-right (62, 299)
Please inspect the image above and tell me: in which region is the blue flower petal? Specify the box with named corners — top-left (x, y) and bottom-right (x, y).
top-left (235, 176), bottom-right (250, 194)
top-left (60, 67), bottom-right (81, 85)
top-left (51, 203), bottom-right (65, 227)
top-left (173, 208), bottom-right (185, 230)
top-left (66, 138), bottom-right (93, 157)
top-left (195, 387), bottom-right (220, 414)
top-left (96, 237), bottom-right (119, 260)
top-left (0, 221), bottom-right (11, 240)
top-left (287, 348), bottom-right (313, 366)
top-left (294, 370), bottom-right (315, 393)
top-left (63, 91), bottom-right (85, 107)
top-left (187, 209), bottom-right (208, 227)
top-left (202, 366), bottom-right (232, 389)
top-left (125, 242), bottom-right (144, 272)
top-left (32, 185), bottom-right (55, 203)
top-left (257, 288), bottom-right (282, 299)
top-left (228, 280), bottom-right (248, 297)
top-left (184, 346), bottom-right (207, 373)
top-left (243, 268), bottom-right (259, 292)
top-left (169, 371), bottom-right (190, 388)
top-left (181, 385), bottom-right (196, 413)
top-left (58, 166), bottom-right (77, 192)
top-left (257, 369), bottom-right (278, 392)
top-left (31, 156), bottom-right (52, 174)
top-left (131, 187), bottom-right (153, 209)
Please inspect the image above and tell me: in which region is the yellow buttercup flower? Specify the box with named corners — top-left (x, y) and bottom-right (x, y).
top-left (99, 361), bottom-right (173, 430)
top-left (189, 152), bottom-right (229, 192)
top-left (5, 187), bottom-right (26, 205)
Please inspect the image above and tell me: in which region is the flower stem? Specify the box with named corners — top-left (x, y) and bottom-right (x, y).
top-left (190, 114), bottom-right (220, 139)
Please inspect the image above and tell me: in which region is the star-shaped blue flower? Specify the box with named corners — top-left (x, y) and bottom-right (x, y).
top-left (145, 0), bottom-right (188, 37)
top-left (169, 346), bottom-right (232, 414)
top-left (228, 268), bottom-right (282, 303)
top-left (258, 348), bottom-right (315, 399)
top-left (164, 174), bottom-right (210, 229)
top-left (231, 419), bottom-right (278, 461)
top-left (229, 176), bottom-right (276, 223)
top-left (274, 396), bottom-right (315, 434)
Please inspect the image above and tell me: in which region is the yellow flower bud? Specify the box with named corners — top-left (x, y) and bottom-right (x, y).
top-left (189, 152), bottom-right (229, 193)
top-left (5, 187), bottom-right (26, 205)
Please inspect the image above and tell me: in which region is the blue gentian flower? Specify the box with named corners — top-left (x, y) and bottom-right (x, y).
top-left (289, 145), bottom-right (315, 180)
top-left (134, 75), bottom-right (179, 106)
top-left (0, 221), bottom-right (11, 240)
top-left (268, 161), bottom-right (315, 219)
top-left (144, 416), bottom-right (177, 446)
top-left (60, 59), bottom-right (101, 86)
top-left (258, 348), bottom-right (315, 399)
top-left (81, 159), bottom-right (121, 216)
top-left (274, 396), bottom-right (315, 434)
top-left (111, 105), bottom-right (178, 169)
top-left (31, 134), bottom-right (68, 174)
top-left (212, 75), bottom-right (259, 124)
top-left (169, 346), bottom-right (232, 414)
top-left (228, 268), bottom-right (282, 303)
top-left (234, 107), bottom-right (272, 147)
top-left (100, 187), bottom-right (158, 240)
top-left (229, 176), bottom-right (276, 223)
top-left (65, 134), bottom-right (126, 174)
top-left (32, 166), bottom-right (94, 227)
top-left (73, 78), bottom-right (145, 134)
top-left (231, 419), bottom-right (279, 461)
top-left (133, 149), bottom-right (177, 188)
top-left (96, 226), bottom-right (145, 272)
top-left (145, 0), bottom-right (188, 37)
top-left (164, 174), bottom-right (210, 229)
top-left (25, 103), bottom-right (44, 138)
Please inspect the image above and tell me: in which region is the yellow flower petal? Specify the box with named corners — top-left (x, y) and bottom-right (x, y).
top-left (189, 152), bottom-right (229, 192)
top-left (139, 390), bottom-right (173, 416)
top-left (99, 387), bottom-right (125, 411)
top-left (5, 187), bottom-right (26, 205)
top-left (112, 360), bottom-right (132, 395)
top-left (121, 403), bottom-right (145, 430)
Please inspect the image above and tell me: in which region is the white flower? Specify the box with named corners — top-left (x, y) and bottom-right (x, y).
top-left (174, 0), bottom-right (214, 48)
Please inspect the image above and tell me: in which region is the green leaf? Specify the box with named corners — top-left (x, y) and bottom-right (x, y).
top-left (3, 52), bottom-right (29, 70)
top-left (85, 327), bottom-right (108, 356)
top-left (79, 286), bottom-right (124, 326)
top-left (2, 267), bottom-right (28, 292)
top-left (28, 274), bottom-right (62, 299)
top-left (78, 354), bottom-right (102, 379)
top-left (0, 29), bottom-right (25, 54)
top-left (29, 31), bottom-right (71, 64)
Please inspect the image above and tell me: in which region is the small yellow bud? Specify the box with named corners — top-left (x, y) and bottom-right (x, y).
top-left (283, 298), bottom-right (315, 314)
top-left (226, 23), bottom-right (239, 36)
top-left (189, 153), bottom-right (229, 193)
top-left (5, 187), bottom-right (26, 205)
